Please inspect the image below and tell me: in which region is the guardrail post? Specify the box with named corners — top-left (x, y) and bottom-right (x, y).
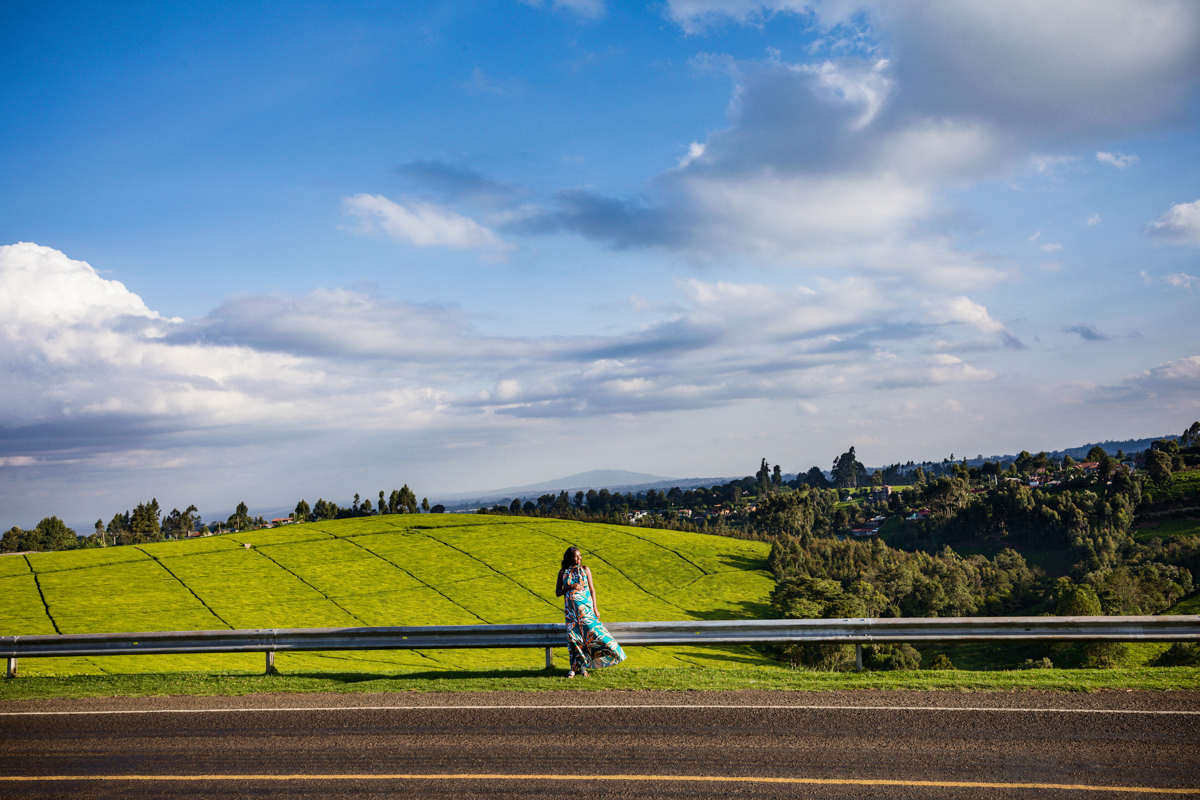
top-left (855, 644), bottom-right (862, 672)
top-left (265, 651), bottom-right (276, 674)
top-left (545, 647), bottom-right (553, 669)
top-left (6, 657), bottom-right (15, 679)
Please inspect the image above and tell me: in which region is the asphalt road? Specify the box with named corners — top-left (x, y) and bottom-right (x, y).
top-left (2, 690), bottom-right (1199, 798)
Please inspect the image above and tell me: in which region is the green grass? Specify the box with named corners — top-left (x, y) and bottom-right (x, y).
top-left (4, 664), bottom-right (1198, 701)
top-left (0, 516), bottom-right (777, 676)
top-left (1134, 518), bottom-right (1200, 543)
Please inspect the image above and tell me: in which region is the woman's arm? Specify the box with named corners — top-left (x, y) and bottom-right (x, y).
top-left (584, 566), bottom-right (597, 614)
top-left (555, 568), bottom-right (567, 597)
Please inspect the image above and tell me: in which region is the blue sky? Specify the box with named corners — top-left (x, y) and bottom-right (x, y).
top-left (2, 0), bottom-right (1199, 528)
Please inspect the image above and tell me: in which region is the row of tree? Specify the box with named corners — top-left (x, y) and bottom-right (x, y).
top-left (1, 483), bottom-right (435, 554)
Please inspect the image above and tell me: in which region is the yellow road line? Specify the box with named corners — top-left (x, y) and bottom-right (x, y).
top-left (0, 773), bottom-right (1195, 793)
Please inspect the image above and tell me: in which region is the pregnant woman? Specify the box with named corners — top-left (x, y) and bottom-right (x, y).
top-left (555, 546), bottom-right (626, 678)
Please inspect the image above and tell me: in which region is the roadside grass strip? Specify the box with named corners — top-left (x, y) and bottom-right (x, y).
top-left (5, 665), bottom-right (1200, 700)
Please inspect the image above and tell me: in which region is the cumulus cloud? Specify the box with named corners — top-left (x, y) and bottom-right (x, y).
top-left (2, 245), bottom-right (1017, 462)
top-left (1105, 355), bottom-right (1200, 404)
top-left (341, 194), bottom-right (511, 253)
top-left (491, 2), bottom-right (1200, 290)
top-left (1165, 272), bottom-right (1197, 290)
top-left (1096, 151), bottom-right (1139, 168)
top-left (1149, 199), bottom-right (1200, 245)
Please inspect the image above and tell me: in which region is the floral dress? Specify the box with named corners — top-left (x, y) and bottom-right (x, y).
top-left (562, 565), bottom-right (626, 671)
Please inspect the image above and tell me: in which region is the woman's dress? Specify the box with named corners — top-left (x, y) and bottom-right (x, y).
top-left (562, 565), bottom-right (626, 671)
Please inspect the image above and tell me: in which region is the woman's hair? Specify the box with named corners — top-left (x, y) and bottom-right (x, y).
top-left (561, 546), bottom-right (582, 570)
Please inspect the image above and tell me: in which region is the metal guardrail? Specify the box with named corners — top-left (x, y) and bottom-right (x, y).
top-left (3, 616), bottom-right (1198, 677)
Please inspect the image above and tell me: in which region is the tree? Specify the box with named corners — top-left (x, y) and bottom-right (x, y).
top-left (127, 499), bottom-right (163, 543)
top-left (751, 491), bottom-right (815, 540)
top-left (1182, 421), bottom-right (1200, 448)
top-left (312, 498), bottom-right (339, 521)
top-left (871, 470), bottom-right (884, 488)
top-left (1, 526), bottom-right (23, 553)
top-left (294, 499), bottom-right (311, 522)
top-left (772, 464), bottom-right (783, 488)
top-left (422, 497), bottom-right (430, 513)
top-left (510, 498), bottom-right (522, 514)
top-left (163, 505), bottom-right (199, 538)
top-left (1085, 445), bottom-right (1108, 463)
top-left (1061, 454), bottom-right (1076, 470)
top-left (30, 517), bottom-right (76, 551)
top-left (93, 519), bottom-right (106, 547)
top-left (1146, 449), bottom-right (1174, 488)
top-left (756, 458), bottom-right (772, 495)
top-left (832, 447), bottom-right (863, 489)
top-left (228, 501), bottom-right (250, 531)
top-left (802, 466), bottom-right (830, 489)
top-left (397, 485), bottom-right (418, 514)
top-left (1014, 450), bottom-right (1034, 473)
top-left (430, 504), bottom-right (446, 513)
top-left (1054, 578), bottom-right (1102, 616)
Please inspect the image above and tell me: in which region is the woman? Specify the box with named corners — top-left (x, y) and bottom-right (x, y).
top-left (556, 546), bottom-right (626, 678)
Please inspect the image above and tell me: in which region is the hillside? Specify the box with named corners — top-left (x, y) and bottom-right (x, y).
top-left (0, 515), bottom-right (775, 676)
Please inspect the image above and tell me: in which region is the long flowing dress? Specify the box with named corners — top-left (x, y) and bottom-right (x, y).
top-left (562, 565), bottom-right (626, 672)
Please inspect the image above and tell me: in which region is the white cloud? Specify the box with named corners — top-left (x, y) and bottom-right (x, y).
top-left (0, 456), bottom-right (36, 467)
top-left (1087, 213), bottom-right (1101, 226)
top-left (1108, 355), bottom-right (1200, 402)
top-left (1096, 151), bottom-right (1139, 168)
top-left (536, 1), bottom-right (1200, 289)
top-left (341, 194), bottom-right (511, 253)
top-left (3, 245), bottom-right (1019, 454)
top-left (1039, 242), bottom-right (1062, 252)
top-left (1149, 199), bottom-right (1200, 245)
top-left (1165, 272), bottom-right (1197, 289)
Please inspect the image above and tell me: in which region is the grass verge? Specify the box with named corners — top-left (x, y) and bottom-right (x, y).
top-left (4, 665), bottom-right (1199, 700)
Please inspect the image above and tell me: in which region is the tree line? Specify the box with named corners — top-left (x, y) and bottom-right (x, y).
top-left (1, 483), bottom-right (433, 553)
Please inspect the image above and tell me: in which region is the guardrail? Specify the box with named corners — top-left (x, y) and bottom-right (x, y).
top-left (3, 615), bottom-right (1197, 677)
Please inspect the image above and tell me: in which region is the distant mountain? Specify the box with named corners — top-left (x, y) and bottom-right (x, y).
top-left (434, 469), bottom-right (738, 510)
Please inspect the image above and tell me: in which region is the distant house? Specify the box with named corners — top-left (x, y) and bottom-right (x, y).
top-left (869, 485), bottom-right (891, 502)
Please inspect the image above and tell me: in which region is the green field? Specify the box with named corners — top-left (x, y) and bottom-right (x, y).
top-left (1134, 517), bottom-right (1200, 543)
top-left (0, 515), bottom-right (776, 676)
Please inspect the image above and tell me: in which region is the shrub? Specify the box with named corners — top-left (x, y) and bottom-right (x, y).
top-left (927, 653), bottom-right (956, 670)
top-left (863, 643), bottom-right (921, 671)
top-left (1153, 642), bottom-right (1200, 667)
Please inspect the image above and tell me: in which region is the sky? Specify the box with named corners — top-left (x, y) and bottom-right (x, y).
top-left (2, 0), bottom-right (1199, 529)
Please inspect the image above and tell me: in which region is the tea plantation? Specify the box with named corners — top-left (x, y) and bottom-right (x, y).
top-left (0, 515), bottom-right (775, 676)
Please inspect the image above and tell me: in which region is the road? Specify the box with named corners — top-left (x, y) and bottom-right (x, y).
top-left (2, 690), bottom-right (1198, 798)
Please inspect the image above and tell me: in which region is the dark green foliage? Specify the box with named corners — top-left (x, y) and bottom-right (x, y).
top-left (769, 536), bottom-right (1040, 618)
top-left (1054, 578), bottom-right (1101, 616)
top-left (927, 653), bottom-right (955, 670)
top-left (862, 643), bottom-right (921, 671)
top-left (751, 491), bottom-right (814, 540)
top-left (1153, 642), bottom-right (1200, 667)
top-left (1, 526), bottom-right (23, 552)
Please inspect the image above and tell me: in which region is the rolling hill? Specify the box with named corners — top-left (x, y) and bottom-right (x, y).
top-left (0, 515), bottom-right (775, 676)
